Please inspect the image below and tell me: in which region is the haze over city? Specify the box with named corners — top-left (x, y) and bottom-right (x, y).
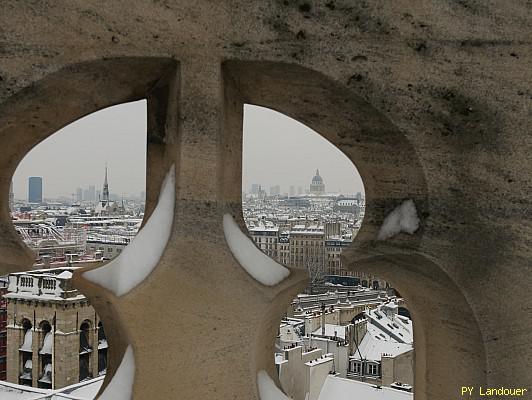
top-left (12, 102), bottom-right (364, 200)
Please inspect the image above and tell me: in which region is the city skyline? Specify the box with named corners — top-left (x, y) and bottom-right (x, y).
top-left (12, 102), bottom-right (365, 199)
top-left (242, 105), bottom-right (364, 195)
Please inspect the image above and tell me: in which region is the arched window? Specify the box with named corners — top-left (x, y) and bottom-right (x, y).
top-left (97, 321), bottom-right (108, 375)
top-left (19, 318), bottom-right (33, 385)
top-left (79, 320), bottom-right (93, 381)
top-left (38, 320), bottom-right (52, 388)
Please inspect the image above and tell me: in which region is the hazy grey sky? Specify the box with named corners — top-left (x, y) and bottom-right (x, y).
top-left (13, 102), bottom-right (364, 199)
top-left (13, 100), bottom-right (148, 200)
top-left (243, 105), bottom-right (364, 195)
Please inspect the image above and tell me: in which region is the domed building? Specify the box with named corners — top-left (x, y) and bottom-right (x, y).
top-left (310, 169), bottom-right (325, 195)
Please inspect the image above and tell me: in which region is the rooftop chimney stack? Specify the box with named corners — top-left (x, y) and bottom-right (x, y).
top-left (321, 302), bottom-right (326, 336)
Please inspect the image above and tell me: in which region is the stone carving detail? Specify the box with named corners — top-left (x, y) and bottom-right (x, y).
top-left (1, 5), bottom-right (529, 396)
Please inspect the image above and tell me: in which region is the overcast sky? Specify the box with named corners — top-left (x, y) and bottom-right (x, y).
top-left (243, 105), bottom-right (363, 195)
top-left (12, 102), bottom-right (364, 200)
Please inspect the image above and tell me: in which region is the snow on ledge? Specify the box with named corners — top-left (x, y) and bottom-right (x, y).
top-left (223, 214), bottom-right (290, 286)
top-left (98, 346), bottom-right (135, 400)
top-left (257, 370), bottom-right (291, 400)
top-left (84, 165), bottom-right (175, 297)
top-left (377, 199), bottom-right (420, 241)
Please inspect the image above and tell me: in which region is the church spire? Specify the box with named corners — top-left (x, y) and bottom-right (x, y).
top-left (102, 163), bottom-right (109, 203)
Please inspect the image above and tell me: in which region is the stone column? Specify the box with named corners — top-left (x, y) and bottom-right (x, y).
top-left (91, 325), bottom-right (98, 378)
top-left (74, 59), bottom-right (308, 399)
top-left (6, 326), bottom-right (20, 383)
top-left (31, 327), bottom-right (38, 388)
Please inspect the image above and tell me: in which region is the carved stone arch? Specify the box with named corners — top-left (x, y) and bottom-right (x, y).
top-left (223, 60), bottom-right (486, 400)
top-left (0, 56), bottom-right (179, 395)
top-left (0, 56), bottom-right (488, 400)
top-left (0, 56), bottom-right (178, 273)
top-left (223, 61), bottom-right (427, 248)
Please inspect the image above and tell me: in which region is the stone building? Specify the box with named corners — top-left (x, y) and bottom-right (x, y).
top-left (309, 170), bottom-right (325, 196)
top-left (4, 267), bottom-right (107, 389)
top-left (278, 298), bottom-right (413, 398)
top-left (324, 237), bottom-right (351, 276)
top-left (333, 198), bottom-right (361, 216)
top-left (348, 302), bottom-right (414, 388)
top-left (278, 233), bottom-right (290, 266)
top-left (248, 224), bottom-right (279, 260)
top-left (289, 225), bottom-right (325, 269)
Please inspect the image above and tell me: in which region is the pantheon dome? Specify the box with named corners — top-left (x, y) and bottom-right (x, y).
top-left (310, 169), bottom-right (325, 195)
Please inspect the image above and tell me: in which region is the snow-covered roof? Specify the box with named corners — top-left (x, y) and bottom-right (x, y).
top-left (305, 356), bottom-right (334, 367)
top-left (0, 376), bottom-right (103, 400)
top-left (312, 324), bottom-right (347, 340)
top-left (366, 304), bottom-right (413, 344)
top-left (318, 376), bottom-right (412, 400)
top-left (352, 326), bottom-right (412, 362)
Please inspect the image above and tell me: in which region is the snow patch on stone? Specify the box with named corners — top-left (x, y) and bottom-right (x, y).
top-left (223, 214), bottom-right (290, 286)
top-left (84, 165), bottom-right (175, 296)
top-left (377, 199), bottom-right (420, 241)
top-left (57, 271), bottom-right (72, 279)
top-left (39, 332), bottom-right (52, 355)
top-left (257, 370), bottom-right (291, 400)
top-left (98, 346), bottom-right (135, 400)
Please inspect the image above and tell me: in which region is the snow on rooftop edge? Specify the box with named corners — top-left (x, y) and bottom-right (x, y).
top-left (377, 199), bottom-right (419, 241)
top-left (318, 376), bottom-right (412, 400)
top-left (98, 346), bottom-right (135, 400)
top-left (83, 165), bottom-right (175, 297)
top-left (223, 214), bottom-right (290, 286)
top-left (257, 370), bottom-right (291, 400)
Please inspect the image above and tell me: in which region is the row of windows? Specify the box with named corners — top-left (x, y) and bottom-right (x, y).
top-left (292, 240), bottom-right (323, 246)
top-left (291, 248), bottom-right (325, 253)
top-left (253, 237), bottom-right (277, 243)
top-left (89, 246), bottom-right (122, 254)
top-left (351, 361), bottom-right (379, 376)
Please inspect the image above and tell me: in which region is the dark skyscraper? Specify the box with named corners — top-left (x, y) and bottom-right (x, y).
top-left (28, 177), bottom-right (42, 203)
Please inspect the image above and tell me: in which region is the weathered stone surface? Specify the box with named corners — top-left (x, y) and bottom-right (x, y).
top-left (0, 1), bottom-right (530, 399)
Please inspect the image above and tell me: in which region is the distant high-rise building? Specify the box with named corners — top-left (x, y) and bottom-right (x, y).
top-left (76, 187), bottom-right (83, 203)
top-left (257, 185), bottom-right (267, 200)
top-left (289, 185), bottom-right (295, 197)
top-left (309, 169), bottom-right (325, 195)
top-left (88, 185), bottom-right (96, 202)
top-left (96, 190), bottom-right (101, 201)
top-left (251, 184), bottom-right (260, 195)
top-left (270, 185), bottom-right (281, 196)
top-left (28, 177), bottom-right (42, 203)
top-left (297, 186), bottom-right (303, 195)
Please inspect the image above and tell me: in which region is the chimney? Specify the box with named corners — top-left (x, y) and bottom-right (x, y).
top-left (42, 255), bottom-right (51, 268)
top-left (321, 302), bottom-right (326, 336)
